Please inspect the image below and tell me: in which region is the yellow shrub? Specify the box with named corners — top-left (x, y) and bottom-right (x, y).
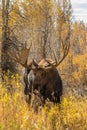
top-left (0, 75), bottom-right (87, 130)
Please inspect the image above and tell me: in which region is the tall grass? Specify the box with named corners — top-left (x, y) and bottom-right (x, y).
top-left (0, 74), bottom-right (87, 130)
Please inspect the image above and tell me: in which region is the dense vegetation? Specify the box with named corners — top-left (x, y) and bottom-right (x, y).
top-left (0, 0), bottom-right (87, 130)
top-left (0, 76), bottom-right (87, 130)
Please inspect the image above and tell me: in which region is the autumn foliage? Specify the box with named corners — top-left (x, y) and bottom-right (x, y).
top-left (0, 0), bottom-right (87, 130)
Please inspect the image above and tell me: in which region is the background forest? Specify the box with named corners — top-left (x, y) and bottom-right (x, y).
top-left (0, 0), bottom-right (87, 130)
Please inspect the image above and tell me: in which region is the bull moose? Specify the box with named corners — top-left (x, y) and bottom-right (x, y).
top-left (23, 60), bottom-right (63, 104)
top-left (9, 40), bottom-right (70, 111)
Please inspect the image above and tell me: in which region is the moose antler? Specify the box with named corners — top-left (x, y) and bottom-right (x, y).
top-left (52, 38), bottom-right (70, 67)
top-left (36, 34), bottom-right (70, 70)
top-left (9, 43), bottom-right (33, 68)
top-left (13, 35), bottom-right (70, 70)
top-left (37, 58), bottom-right (56, 69)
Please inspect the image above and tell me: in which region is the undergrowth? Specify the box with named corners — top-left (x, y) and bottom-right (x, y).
top-left (0, 74), bottom-right (87, 130)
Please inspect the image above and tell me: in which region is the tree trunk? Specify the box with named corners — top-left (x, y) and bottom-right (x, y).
top-left (1, 0), bottom-right (17, 77)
